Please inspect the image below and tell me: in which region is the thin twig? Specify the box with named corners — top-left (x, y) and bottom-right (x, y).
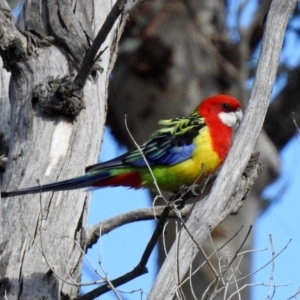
top-left (292, 112), bottom-right (300, 136)
top-left (237, 247), bottom-right (268, 256)
top-left (77, 205), bottom-right (172, 300)
top-left (189, 246), bottom-right (197, 300)
top-left (74, 0), bottom-right (127, 87)
top-left (223, 247), bottom-right (230, 299)
top-left (85, 204), bottom-right (193, 249)
top-left (58, 235), bottom-right (106, 286)
top-left (221, 226), bottom-right (253, 277)
top-left (230, 264), bottom-right (241, 300)
top-left (217, 226), bottom-right (244, 253)
top-left (19, 198), bottom-right (82, 287)
top-left (172, 202), bottom-right (220, 280)
top-left (175, 207), bottom-right (251, 296)
top-left (98, 260), bottom-right (122, 300)
top-left (267, 235), bottom-right (275, 300)
top-left (180, 226), bottom-right (248, 299)
top-left (286, 286), bottom-right (300, 300)
top-left (124, 115), bottom-right (165, 202)
top-left (230, 239), bottom-right (292, 285)
top-left (175, 221), bottom-right (186, 300)
top-left (227, 282), bottom-right (290, 300)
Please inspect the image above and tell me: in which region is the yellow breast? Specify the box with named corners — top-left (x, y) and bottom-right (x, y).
top-left (142, 127), bottom-right (221, 191)
top-left (168, 127), bottom-right (221, 183)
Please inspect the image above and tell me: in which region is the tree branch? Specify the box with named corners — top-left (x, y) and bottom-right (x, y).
top-left (74, 0), bottom-right (126, 87)
top-left (78, 205), bottom-right (172, 300)
top-left (74, 0), bottom-right (146, 87)
top-left (85, 204), bottom-right (194, 250)
top-left (148, 0), bottom-right (297, 298)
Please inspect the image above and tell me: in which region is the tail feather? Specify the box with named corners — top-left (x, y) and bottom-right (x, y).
top-left (1, 171), bottom-right (111, 198)
top-left (1, 168), bottom-right (144, 198)
top-left (92, 172), bottom-right (142, 189)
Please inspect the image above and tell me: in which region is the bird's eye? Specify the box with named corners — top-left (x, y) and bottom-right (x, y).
top-left (222, 103), bottom-right (230, 110)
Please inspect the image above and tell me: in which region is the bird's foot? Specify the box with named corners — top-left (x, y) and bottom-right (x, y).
top-left (177, 184), bottom-right (200, 199)
top-left (169, 184), bottom-right (201, 209)
top-left (169, 197), bottom-right (186, 210)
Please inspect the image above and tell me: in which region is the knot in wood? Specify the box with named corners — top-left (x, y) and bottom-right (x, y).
top-left (33, 76), bottom-right (85, 116)
top-left (0, 22), bottom-right (27, 71)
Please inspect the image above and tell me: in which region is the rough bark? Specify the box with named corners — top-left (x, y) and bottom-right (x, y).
top-left (0, 0), bottom-right (127, 298)
top-left (0, 58), bottom-right (10, 174)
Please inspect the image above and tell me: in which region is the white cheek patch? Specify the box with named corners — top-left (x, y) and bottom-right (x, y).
top-left (218, 110), bottom-right (243, 127)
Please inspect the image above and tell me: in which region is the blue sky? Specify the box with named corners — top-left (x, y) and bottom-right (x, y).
top-left (252, 137), bottom-right (300, 300)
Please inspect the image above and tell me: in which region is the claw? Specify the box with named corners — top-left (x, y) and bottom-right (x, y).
top-left (189, 184), bottom-right (200, 197)
top-left (169, 184), bottom-right (200, 209)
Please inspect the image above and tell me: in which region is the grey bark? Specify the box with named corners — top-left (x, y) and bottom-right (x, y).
top-left (0, 0), bottom-right (127, 299)
top-left (0, 58), bottom-right (10, 173)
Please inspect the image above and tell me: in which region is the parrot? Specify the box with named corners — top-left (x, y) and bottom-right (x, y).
top-left (1, 94), bottom-right (242, 198)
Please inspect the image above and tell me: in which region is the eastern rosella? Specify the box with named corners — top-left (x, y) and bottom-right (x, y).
top-left (1, 94), bottom-right (242, 198)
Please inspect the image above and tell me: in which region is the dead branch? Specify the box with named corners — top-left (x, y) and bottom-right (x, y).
top-left (148, 1), bottom-right (297, 298)
top-left (77, 205), bottom-right (172, 300)
top-left (85, 204), bottom-right (193, 249)
top-left (74, 0), bottom-right (125, 86)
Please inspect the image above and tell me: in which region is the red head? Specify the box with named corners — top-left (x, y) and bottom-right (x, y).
top-left (196, 94), bottom-right (243, 162)
top-left (197, 94), bottom-right (243, 127)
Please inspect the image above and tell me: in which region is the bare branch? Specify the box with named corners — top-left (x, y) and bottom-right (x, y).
top-left (231, 239), bottom-right (291, 285)
top-left (85, 204), bottom-right (193, 249)
top-left (207, 237), bottom-right (291, 300)
top-left (148, 1), bottom-right (297, 298)
top-left (267, 235), bottom-right (275, 300)
top-left (74, 0), bottom-right (127, 87)
top-left (286, 287), bottom-right (300, 300)
top-left (221, 226), bottom-right (252, 277)
top-left (78, 205), bottom-right (172, 300)
top-left (227, 282), bottom-right (290, 300)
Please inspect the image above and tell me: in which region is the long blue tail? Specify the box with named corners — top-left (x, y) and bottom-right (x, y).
top-left (1, 171), bottom-right (110, 198)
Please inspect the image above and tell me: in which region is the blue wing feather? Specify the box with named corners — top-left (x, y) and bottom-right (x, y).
top-left (86, 113), bottom-right (205, 172)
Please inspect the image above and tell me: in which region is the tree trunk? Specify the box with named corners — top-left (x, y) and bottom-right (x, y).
top-left (0, 0), bottom-right (124, 298)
